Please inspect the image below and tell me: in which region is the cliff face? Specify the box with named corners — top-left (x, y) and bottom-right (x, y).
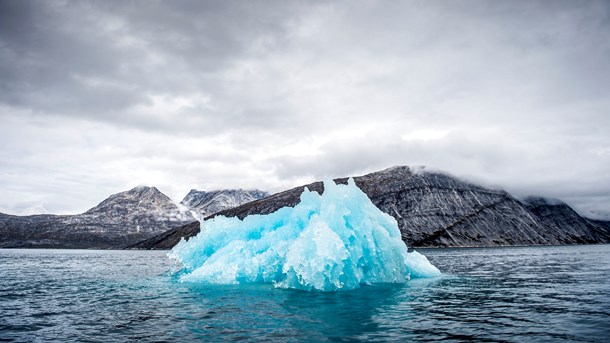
top-left (0, 187), bottom-right (195, 249)
top-left (145, 166), bottom-right (609, 249)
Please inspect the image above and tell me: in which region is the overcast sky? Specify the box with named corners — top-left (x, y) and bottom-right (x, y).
top-left (1, 0), bottom-right (609, 218)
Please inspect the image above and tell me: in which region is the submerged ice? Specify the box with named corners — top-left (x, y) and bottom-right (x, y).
top-left (169, 179), bottom-right (440, 291)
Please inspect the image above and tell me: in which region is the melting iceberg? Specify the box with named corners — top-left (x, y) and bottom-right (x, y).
top-left (169, 178), bottom-right (440, 291)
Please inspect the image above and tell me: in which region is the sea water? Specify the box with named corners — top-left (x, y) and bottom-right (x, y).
top-left (1, 245), bottom-right (609, 342)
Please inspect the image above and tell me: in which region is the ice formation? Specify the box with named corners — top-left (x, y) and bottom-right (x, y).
top-left (169, 178), bottom-right (440, 291)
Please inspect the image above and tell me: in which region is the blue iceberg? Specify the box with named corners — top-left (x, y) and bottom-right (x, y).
top-left (169, 178), bottom-right (440, 291)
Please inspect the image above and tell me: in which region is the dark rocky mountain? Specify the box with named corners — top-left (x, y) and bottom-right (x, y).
top-left (523, 197), bottom-right (610, 244)
top-left (128, 221), bottom-right (201, 250)
top-left (181, 189), bottom-right (268, 218)
top-left (132, 166), bottom-right (610, 249)
top-left (0, 186), bottom-right (195, 249)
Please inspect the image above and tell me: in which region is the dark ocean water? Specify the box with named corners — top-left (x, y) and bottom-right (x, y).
top-left (1, 245), bottom-right (609, 342)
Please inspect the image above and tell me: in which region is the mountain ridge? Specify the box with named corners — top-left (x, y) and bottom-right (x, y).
top-left (3, 167), bottom-right (609, 249)
top-left (133, 166), bottom-right (610, 249)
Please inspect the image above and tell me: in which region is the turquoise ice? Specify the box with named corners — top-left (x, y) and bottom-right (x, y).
top-left (169, 178), bottom-right (440, 291)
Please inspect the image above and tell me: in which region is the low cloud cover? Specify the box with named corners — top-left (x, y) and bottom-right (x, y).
top-left (1, 0), bottom-right (609, 218)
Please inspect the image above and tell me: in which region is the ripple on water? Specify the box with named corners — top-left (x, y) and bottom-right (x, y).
top-left (0, 245), bottom-right (609, 342)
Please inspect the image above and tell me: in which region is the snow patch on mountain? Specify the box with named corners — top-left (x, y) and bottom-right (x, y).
top-left (180, 189), bottom-right (269, 219)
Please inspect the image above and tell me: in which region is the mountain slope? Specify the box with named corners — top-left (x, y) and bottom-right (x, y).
top-left (181, 189), bottom-right (268, 218)
top-left (127, 221), bottom-right (201, 250)
top-left (523, 197), bottom-right (610, 244)
top-left (134, 166), bottom-right (610, 249)
top-left (0, 186), bottom-right (194, 249)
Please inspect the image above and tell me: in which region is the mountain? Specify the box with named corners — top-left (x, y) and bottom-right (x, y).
top-left (523, 197), bottom-right (610, 244)
top-left (132, 166), bottom-right (610, 249)
top-left (180, 189), bottom-right (269, 218)
top-left (0, 186), bottom-right (195, 249)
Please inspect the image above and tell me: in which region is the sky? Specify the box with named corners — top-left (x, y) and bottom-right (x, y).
top-left (1, 0), bottom-right (609, 218)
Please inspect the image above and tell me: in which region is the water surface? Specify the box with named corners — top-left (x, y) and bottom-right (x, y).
top-left (1, 245), bottom-right (609, 342)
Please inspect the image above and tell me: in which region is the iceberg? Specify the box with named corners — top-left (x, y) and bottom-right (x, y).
top-left (169, 178), bottom-right (440, 291)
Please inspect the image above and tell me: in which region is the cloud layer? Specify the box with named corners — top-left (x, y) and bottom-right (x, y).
top-left (1, 0), bottom-right (609, 218)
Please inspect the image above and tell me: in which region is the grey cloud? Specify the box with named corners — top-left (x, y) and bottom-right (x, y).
top-left (1, 0), bottom-right (609, 217)
top-left (0, 0), bottom-right (305, 135)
